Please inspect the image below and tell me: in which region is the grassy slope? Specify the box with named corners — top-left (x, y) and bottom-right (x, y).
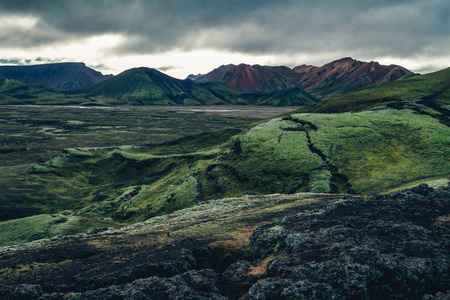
top-left (1, 105), bottom-right (448, 246)
top-left (302, 67), bottom-right (450, 113)
top-left (0, 83), bottom-right (86, 105)
top-left (294, 110), bottom-right (449, 191)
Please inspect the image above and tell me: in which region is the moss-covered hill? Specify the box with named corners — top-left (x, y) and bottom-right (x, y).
top-left (1, 103), bottom-right (448, 246)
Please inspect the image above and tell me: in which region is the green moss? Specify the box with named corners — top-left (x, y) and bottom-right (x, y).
top-left (153, 175), bottom-right (202, 214)
top-left (309, 169), bottom-right (332, 193)
top-left (0, 214), bottom-right (67, 246)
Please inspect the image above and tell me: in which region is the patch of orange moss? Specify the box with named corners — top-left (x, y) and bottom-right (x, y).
top-left (248, 256), bottom-right (273, 276)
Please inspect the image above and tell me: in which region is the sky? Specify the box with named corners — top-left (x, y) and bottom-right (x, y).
top-left (0, 0), bottom-right (448, 79)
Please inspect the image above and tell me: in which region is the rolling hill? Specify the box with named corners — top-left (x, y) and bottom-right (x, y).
top-left (1, 64), bottom-right (449, 298)
top-left (0, 62), bottom-right (112, 90)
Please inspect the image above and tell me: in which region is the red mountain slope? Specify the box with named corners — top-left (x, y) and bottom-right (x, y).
top-left (294, 57), bottom-right (413, 98)
top-left (197, 64), bottom-right (304, 92)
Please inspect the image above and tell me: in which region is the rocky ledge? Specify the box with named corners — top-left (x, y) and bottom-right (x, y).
top-left (1, 184), bottom-right (448, 299)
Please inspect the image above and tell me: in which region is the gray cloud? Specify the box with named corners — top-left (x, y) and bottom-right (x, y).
top-left (157, 65), bottom-right (179, 72)
top-left (0, 0), bottom-right (448, 68)
top-left (0, 57), bottom-right (67, 65)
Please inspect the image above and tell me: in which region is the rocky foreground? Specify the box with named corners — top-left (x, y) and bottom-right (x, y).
top-left (0, 185), bottom-right (448, 299)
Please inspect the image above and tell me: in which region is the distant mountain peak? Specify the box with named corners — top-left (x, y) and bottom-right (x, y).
top-left (70, 64), bottom-right (318, 107)
top-left (293, 64), bottom-right (319, 74)
top-left (196, 64), bottom-right (235, 83)
top-left (186, 73), bottom-right (205, 80)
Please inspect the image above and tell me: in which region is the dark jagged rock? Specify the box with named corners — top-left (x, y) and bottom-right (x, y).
top-left (65, 270), bottom-right (226, 300)
top-left (0, 284), bottom-right (43, 299)
top-left (249, 184), bottom-right (449, 299)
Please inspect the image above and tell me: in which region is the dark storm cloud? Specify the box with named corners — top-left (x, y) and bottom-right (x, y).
top-left (0, 0), bottom-right (448, 61)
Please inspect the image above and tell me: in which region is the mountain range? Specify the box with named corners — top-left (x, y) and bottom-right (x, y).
top-left (71, 67), bottom-right (319, 106)
top-left (194, 57), bottom-right (414, 99)
top-left (294, 57), bottom-right (415, 98)
top-left (0, 57), bottom-right (416, 106)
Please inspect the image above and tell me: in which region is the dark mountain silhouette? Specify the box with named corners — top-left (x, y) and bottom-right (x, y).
top-left (196, 64), bottom-right (234, 83)
top-left (0, 62), bottom-right (112, 90)
top-left (294, 57), bottom-right (414, 98)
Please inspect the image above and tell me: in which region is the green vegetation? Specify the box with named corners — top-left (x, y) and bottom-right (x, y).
top-left (0, 78), bottom-right (24, 92)
top-left (0, 214), bottom-right (65, 246)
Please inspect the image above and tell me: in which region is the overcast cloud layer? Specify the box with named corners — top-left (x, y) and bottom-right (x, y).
top-left (0, 0), bottom-right (448, 77)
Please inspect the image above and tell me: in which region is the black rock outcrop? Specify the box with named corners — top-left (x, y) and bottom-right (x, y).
top-left (248, 184), bottom-right (449, 299)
